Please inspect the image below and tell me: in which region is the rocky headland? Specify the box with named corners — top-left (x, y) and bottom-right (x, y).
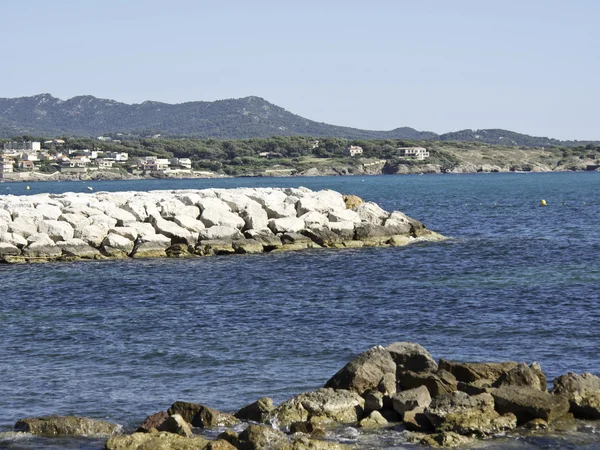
top-left (7, 342), bottom-right (600, 449)
top-left (0, 187), bottom-right (443, 263)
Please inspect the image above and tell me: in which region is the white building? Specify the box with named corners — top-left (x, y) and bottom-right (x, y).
top-left (345, 145), bottom-right (363, 157)
top-left (397, 147), bottom-right (430, 160)
top-left (170, 157), bottom-right (192, 169)
top-left (108, 152), bottom-right (129, 161)
top-left (3, 141), bottom-right (41, 152)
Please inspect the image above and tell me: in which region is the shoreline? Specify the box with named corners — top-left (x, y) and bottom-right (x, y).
top-left (4, 341), bottom-right (600, 449)
top-left (0, 163), bottom-right (598, 184)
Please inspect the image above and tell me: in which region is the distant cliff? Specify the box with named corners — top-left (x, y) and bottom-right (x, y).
top-left (0, 94), bottom-right (597, 147)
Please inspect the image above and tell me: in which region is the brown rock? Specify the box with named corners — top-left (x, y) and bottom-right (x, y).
top-left (167, 401), bottom-right (240, 428)
top-left (397, 370), bottom-right (456, 398)
top-left (324, 346), bottom-right (396, 395)
top-left (492, 362), bottom-right (545, 391)
top-left (438, 359), bottom-right (518, 385)
top-left (386, 342), bottom-right (438, 373)
top-left (491, 386), bottom-right (570, 424)
top-left (392, 385), bottom-right (432, 415)
top-left (237, 424), bottom-right (290, 450)
top-left (104, 431), bottom-right (215, 450)
top-left (552, 372), bottom-right (600, 419)
top-left (235, 397), bottom-right (275, 423)
top-left (157, 414), bottom-right (192, 437)
top-left (14, 415), bottom-right (118, 437)
top-left (343, 195), bottom-right (364, 209)
top-left (136, 411), bottom-right (168, 432)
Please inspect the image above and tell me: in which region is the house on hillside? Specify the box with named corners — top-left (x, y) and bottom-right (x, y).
top-left (344, 145), bottom-right (363, 157)
top-left (60, 160), bottom-right (88, 173)
top-left (3, 141), bottom-right (41, 152)
top-left (18, 160), bottom-right (35, 170)
top-left (0, 157), bottom-right (14, 175)
top-left (170, 157), bottom-right (192, 169)
top-left (397, 147), bottom-right (430, 160)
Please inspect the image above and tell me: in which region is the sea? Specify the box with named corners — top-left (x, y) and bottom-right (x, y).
top-left (0, 172), bottom-right (599, 449)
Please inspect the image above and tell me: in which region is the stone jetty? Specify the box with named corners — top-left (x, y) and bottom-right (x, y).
top-left (0, 187), bottom-right (443, 263)
top-left (10, 342), bottom-right (600, 449)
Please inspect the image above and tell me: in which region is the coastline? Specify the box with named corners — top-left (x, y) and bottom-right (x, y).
top-left (0, 161), bottom-right (598, 184)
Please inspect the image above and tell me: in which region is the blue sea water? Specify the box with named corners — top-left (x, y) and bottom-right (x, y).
top-left (0, 172), bottom-right (599, 449)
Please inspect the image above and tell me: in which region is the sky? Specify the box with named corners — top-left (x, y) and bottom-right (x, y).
top-left (1, 0), bottom-right (598, 140)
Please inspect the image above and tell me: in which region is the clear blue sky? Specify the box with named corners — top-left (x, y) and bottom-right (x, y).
top-left (1, 0), bottom-right (598, 140)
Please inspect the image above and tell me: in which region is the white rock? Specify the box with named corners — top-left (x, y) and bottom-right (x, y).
top-left (329, 221), bottom-right (356, 233)
top-left (102, 233), bottom-right (134, 254)
top-left (8, 217), bottom-right (38, 238)
top-left (120, 222), bottom-right (156, 237)
top-left (11, 207), bottom-right (42, 221)
top-left (199, 226), bottom-right (243, 240)
top-left (173, 215), bottom-right (206, 233)
top-left (329, 209), bottom-right (361, 223)
top-left (0, 232), bottom-right (28, 248)
top-left (356, 202), bottom-right (389, 225)
top-left (152, 218), bottom-right (196, 244)
top-left (385, 211), bottom-right (413, 227)
top-left (58, 213), bottom-right (92, 230)
top-left (108, 226), bottom-right (138, 241)
top-left (200, 209), bottom-right (245, 229)
top-left (38, 220), bottom-right (74, 242)
top-left (239, 202), bottom-right (269, 230)
top-left (174, 193), bottom-right (202, 206)
top-left (296, 190), bottom-right (346, 215)
top-left (122, 200), bottom-right (148, 222)
top-left (58, 238), bottom-right (102, 258)
top-left (35, 204), bottom-right (63, 220)
top-left (300, 211), bottom-right (329, 228)
top-left (0, 242), bottom-right (20, 257)
top-left (0, 209), bottom-right (12, 222)
top-left (27, 233), bottom-right (55, 246)
top-left (197, 197), bottom-right (232, 214)
top-left (248, 190), bottom-right (296, 218)
top-left (158, 198), bottom-right (187, 219)
top-left (268, 217), bottom-right (306, 234)
top-left (88, 214), bottom-right (118, 230)
top-left (23, 240), bottom-right (62, 257)
top-left (78, 224), bottom-right (108, 247)
top-left (62, 205), bottom-right (103, 217)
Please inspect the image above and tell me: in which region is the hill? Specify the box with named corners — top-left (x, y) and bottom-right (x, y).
top-left (0, 94), bottom-right (596, 147)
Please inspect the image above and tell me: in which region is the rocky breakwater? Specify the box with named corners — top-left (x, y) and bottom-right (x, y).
top-left (0, 187), bottom-right (443, 263)
top-left (10, 342), bottom-right (600, 449)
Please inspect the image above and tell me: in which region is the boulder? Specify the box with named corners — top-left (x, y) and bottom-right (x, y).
top-left (36, 204), bottom-right (63, 220)
top-left (324, 346), bottom-right (396, 395)
top-left (0, 241), bottom-right (20, 257)
top-left (199, 226), bottom-right (244, 241)
top-left (158, 198), bottom-right (189, 219)
top-left (248, 190), bottom-right (296, 218)
top-left (492, 362), bottom-right (546, 391)
top-left (58, 239), bottom-right (102, 259)
top-left (104, 432), bottom-right (229, 450)
top-left (78, 224), bottom-right (109, 247)
top-left (151, 218), bottom-right (196, 245)
top-left (268, 217), bottom-right (306, 234)
top-left (301, 228), bottom-right (344, 248)
top-left (291, 436), bottom-right (348, 450)
top-left (280, 232), bottom-right (317, 251)
top-left (392, 385), bottom-right (432, 415)
top-left (234, 397), bottom-right (274, 423)
top-left (200, 209), bottom-right (245, 230)
top-left (101, 233), bottom-right (135, 257)
top-left (274, 388), bottom-right (365, 427)
top-left (167, 401), bottom-right (240, 428)
top-left (196, 240), bottom-right (236, 256)
top-left (233, 239), bottom-right (264, 254)
top-left (358, 410), bottom-right (388, 428)
top-left (299, 211), bottom-right (329, 229)
top-left (130, 234), bottom-right (172, 258)
top-left (425, 391), bottom-right (517, 436)
top-left (174, 215), bottom-right (206, 233)
top-left (166, 243), bottom-right (193, 258)
top-left (328, 209), bottom-right (360, 223)
top-left (296, 190), bottom-right (346, 216)
top-left (8, 216), bottom-right (38, 238)
top-left (244, 229), bottom-right (283, 251)
top-left (386, 342), bottom-right (438, 373)
top-left (157, 414), bottom-right (192, 437)
top-left (14, 415), bottom-right (118, 436)
top-left (491, 386), bottom-right (570, 424)
top-left (342, 195), bottom-right (364, 209)
top-left (0, 232), bottom-right (28, 248)
top-left (354, 223), bottom-right (408, 245)
top-left (397, 370), bottom-right (457, 398)
top-left (239, 203), bottom-right (270, 231)
top-left (58, 213), bottom-right (92, 231)
top-left (108, 226), bottom-right (138, 241)
top-left (236, 424), bottom-right (290, 450)
top-left (136, 411), bottom-right (168, 432)
top-left (552, 372), bottom-right (600, 419)
top-left (122, 200), bottom-right (148, 222)
top-left (22, 239), bottom-right (62, 258)
top-left (438, 359), bottom-right (519, 385)
top-left (418, 431), bottom-right (473, 448)
top-left (355, 202), bottom-right (388, 224)
top-left (88, 214), bottom-right (118, 230)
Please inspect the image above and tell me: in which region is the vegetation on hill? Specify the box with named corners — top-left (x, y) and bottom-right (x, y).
top-left (0, 94), bottom-right (597, 148)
